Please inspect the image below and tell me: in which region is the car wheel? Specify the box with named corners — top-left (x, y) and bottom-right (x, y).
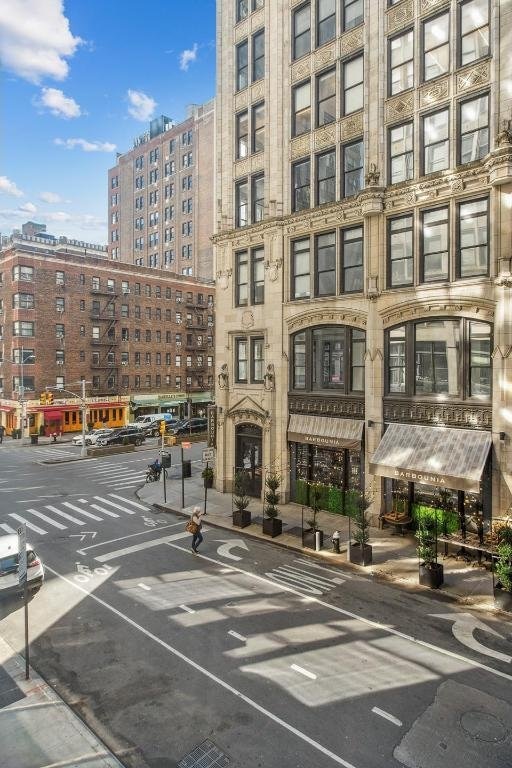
top-left (85, 439), bottom-right (92, 446)
top-left (135, 439), bottom-right (142, 446)
top-left (30, 585), bottom-right (41, 595)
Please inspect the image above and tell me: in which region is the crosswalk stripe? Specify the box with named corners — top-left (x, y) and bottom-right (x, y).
top-left (62, 502), bottom-right (102, 521)
top-left (90, 504), bottom-right (120, 518)
top-left (45, 505), bottom-right (85, 526)
top-left (25, 509), bottom-right (67, 530)
top-left (109, 494), bottom-right (149, 511)
top-left (0, 523), bottom-right (16, 534)
top-left (96, 473), bottom-right (145, 484)
top-left (93, 496), bottom-right (137, 514)
top-left (87, 467), bottom-right (125, 476)
top-left (274, 565), bottom-right (337, 589)
top-left (9, 513), bottom-right (47, 535)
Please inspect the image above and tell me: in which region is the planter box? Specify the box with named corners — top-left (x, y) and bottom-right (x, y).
top-left (203, 477), bottom-right (214, 489)
top-left (87, 444), bottom-right (135, 458)
top-left (262, 517), bottom-right (282, 538)
top-left (494, 584), bottom-right (512, 612)
top-left (419, 562), bottom-right (444, 589)
top-left (303, 529), bottom-right (324, 550)
top-left (233, 509), bottom-right (251, 528)
top-left (349, 543), bottom-right (373, 566)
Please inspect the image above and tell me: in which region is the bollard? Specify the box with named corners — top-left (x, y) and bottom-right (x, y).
top-left (315, 530), bottom-right (321, 551)
top-left (332, 530), bottom-right (340, 554)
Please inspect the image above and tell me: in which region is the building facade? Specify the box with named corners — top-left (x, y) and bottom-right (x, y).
top-left (0, 234), bottom-right (215, 436)
top-left (213, 0), bottom-right (512, 525)
top-left (108, 101), bottom-right (215, 280)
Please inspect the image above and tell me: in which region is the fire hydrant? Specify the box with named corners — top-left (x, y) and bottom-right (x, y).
top-left (332, 530), bottom-right (340, 554)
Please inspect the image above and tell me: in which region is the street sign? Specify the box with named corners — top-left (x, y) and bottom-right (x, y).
top-left (181, 441), bottom-right (192, 449)
top-left (202, 448), bottom-right (216, 462)
top-left (17, 525), bottom-right (27, 585)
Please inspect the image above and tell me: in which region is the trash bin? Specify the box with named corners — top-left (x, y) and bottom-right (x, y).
top-left (161, 452), bottom-right (172, 468)
top-left (30, 434), bottom-right (39, 445)
top-left (182, 459), bottom-right (192, 478)
top-left (332, 530), bottom-right (340, 554)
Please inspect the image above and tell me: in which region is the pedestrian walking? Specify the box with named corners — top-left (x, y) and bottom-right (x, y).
top-left (0, 425), bottom-right (4, 444)
top-left (188, 506), bottom-right (205, 554)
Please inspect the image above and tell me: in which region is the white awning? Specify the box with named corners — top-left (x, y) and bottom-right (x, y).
top-left (288, 414), bottom-right (364, 450)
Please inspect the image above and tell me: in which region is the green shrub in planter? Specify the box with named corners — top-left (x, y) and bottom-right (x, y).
top-left (263, 472), bottom-right (282, 537)
top-left (295, 478), bottom-right (309, 505)
top-left (233, 471), bottom-right (251, 528)
top-left (328, 486), bottom-right (343, 515)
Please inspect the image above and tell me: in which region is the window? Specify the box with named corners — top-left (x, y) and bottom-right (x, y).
top-left (458, 198), bottom-right (488, 278)
top-left (12, 348), bottom-right (34, 364)
top-left (292, 238), bottom-right (310, 299)
top-left (252, 174), bottom-right (264, 222)
top-left (459, 0), bottom-right (489, 66)
top-left (317, 0), bottom-right (336, 46)
top-left (236, 251), bottom-right (248, 307)
top-left (80, 300), bottom-right (85, 311)
top-left (13, 321), bottom-right (34, 336)
top-left (389, 122), bottom-right (413, 184)
top-left (388, 215), bottom-right (413, 287)
top-left (388, 325), bottom-right (406, 393)
top-left (423, 108), bottom-right (449, 174)
top-left (292, 158), bottom-right (310, 211)
top-left (316, 150), bottom-right (336, 205)
top-left (341, 226), bottom-right (363, 293)
top-left (236, 40), bottom-right (249, 90)
top-left (252, 102), bottom-right (265, 153)
top-left (469, 321), bottom-right (491, 397)
top-left (423, 12), bottom-right (449, 81)
top-left (12, 293), bottom-right (34, 309)
top-left (343, 139), bottom-right (364, 197)
top-left (252, 30), bottom-right (264, 81)
top-left (343, 0), bottom-right (363, 31)
top-left (389, 30), bottom-right (413, 95)
top-left (237, 0), bottom-right (248, 21)
top-left (56, 350), bottom-right (65, 364)
top-left (235, 179), bottom-right (248, 227)
top-left (459, 94), bottom-right (489, 164)
top-left (55, 324), bottom-right (65, 338)
top-left (252, 248), bottom-right (264, 304)
top-left (149, 169), bottom-right (158, 184)
top-left (343, 55), bottom-right (363, 114)
top-left (421, 206), bottom-right (449, 282)
top-left (55, 270), bottom-right (65, 286)
top-left (236, 111), bottom-right (249, 158)
top-left (293, 81), bottom-right (311, 136)
top-left (293, 3), bottom-right (311, 60)
top-left (315, 232), bottom-right (336, 296)
top-left (13, 265), bottom-right (34, 281)
top-left (316, 68), bottom-right (336, 126)
top-left (252, 337), bottom-right (264, 382)
top-left (291, 325), bottom-right (365, 393)
top-left (235, 337), bottom-right (264, 383)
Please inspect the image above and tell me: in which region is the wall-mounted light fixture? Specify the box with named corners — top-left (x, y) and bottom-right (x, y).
top-left (500, 431), bottom-right (506, 441)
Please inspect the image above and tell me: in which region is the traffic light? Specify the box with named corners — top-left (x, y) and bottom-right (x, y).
top-left (39, 392), bottom-right (47, 405)
top-left (159, 420), bottom-right (166, 436)
top-left (46, 391), bottom-right (54, 405)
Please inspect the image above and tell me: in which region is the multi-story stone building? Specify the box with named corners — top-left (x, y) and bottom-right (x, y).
top-left (108, 101), bottom-right (215, 280)
top-left (0, 233), bottom-right (215, 436)
top-left (213, 0), bottom-right (512, 527)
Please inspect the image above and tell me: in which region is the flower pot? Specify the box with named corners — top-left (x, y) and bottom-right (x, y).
top-left (419, 562), bottom-right (444, 589)
top-left (262, 517), bottom-right (282, 538)
top-left (349, 542), bottom-right (372, 566)
top-left (302, 529), bottom-right (324, 550)
top-left (203, 477), bottom-right (214, 489)
top-left (494, 583), bottom-right (512, 612)
top-left (233, 509), bottom-right (251, 528)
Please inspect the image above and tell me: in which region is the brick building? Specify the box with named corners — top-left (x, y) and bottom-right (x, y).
top-left (0, 233), bottom-right (215, 436)
top-left (108, 101), bottom-right (215, 280)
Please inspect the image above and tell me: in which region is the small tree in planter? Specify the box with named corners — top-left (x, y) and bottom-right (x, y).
top-left (232, 470), bottom-right (251, 528)
top-left (416, 507), bottom-right (444, 589)
top-left (494, 525), bottom-right (512, 612)
top-left (202, 466), bottom-right (214, 489)
top-left (262, 472), bottom-right (282, 538)
top-left (303, 483), bottom-right (324, 549)
top-left (349, 491), bottom-right (373, 566)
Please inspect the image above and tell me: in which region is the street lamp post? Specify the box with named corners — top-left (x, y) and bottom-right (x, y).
top-left (46, 380), bottom-right (90, 458)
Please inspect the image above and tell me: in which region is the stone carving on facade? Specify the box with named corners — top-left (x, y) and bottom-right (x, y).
top-left (496, 119), bottom-right (512, 147)
top-left (385, 93), bottom-right (414, 123)
top-left (226, 395), bottom-right (271, 428)
top-left (263, 363), bottom-right (275, 391)
top-left (234, 158), bottom-right (250, 179)
top-left (314, 124), bottom-right (336, 150)
top-left (340, 111), bottom-right (363, 141)
top-left (364, 348), bottom-right (383, 362)
top-left (216, 268), bottom-right (232, 290)
top-left (450, 176), bottom-right (464, 194)
top-left (287, 309), bottom-right (367, 332)
top-left (289, 134), bottom-right (311, 160)
top-left (251, 7), bottom-right (264, 29)
top-left (381, 298), bottom-right (495, 327)
top-left (359, 189), bottom-right (384, 217)
top-left (265, 258), bottom-right (282, 281)
top-left (383, 400), bottom-right (492, 430)
top-left (234, 19), bottom-right (249, 42)
top-left (420, 0), bottom-right (450, 14)
top-left (314, 43), bottom-right (336, 70)
top-left (241, 310), bottom-right (255, 329)
top-left (365, 163), bottom-right (380, 186)
top-left (419, 77), bottom-right (449, 108)
top-left (234, 89), bottom-right (249, 112)
top-left (495, 274), bottom-right (512, 289)
top-left (340, 26), bottom-right (364, 56)
top-left (217, 364), bottom-right (229, 390)
top-left (289, 394), bottom-right (365, 419)
top-left (290, 0), bottom-right (304, 6)
top-left (491, 345), bottom-right (512, 359)
top-left (291, 57), bottom-right (312, 83)
top-left (386, 0), bottom-right (414, 34)
top-left (251, 80), bottom-right (265, 102)
top-left (456, 62), bottom-right (490, 93)
top-left (251, 153), bottom-right (265, 174)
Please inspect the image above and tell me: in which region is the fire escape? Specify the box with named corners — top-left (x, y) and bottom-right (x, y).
top-left (90, 285), bottom-right (119, 394)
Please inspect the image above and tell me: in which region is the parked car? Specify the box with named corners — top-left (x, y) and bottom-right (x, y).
top-left (72, 428), bottom-right (114, 446)
top-left (128, 413), bottom-right (178, 435)
top-left (97, 427), bottom-right (146, 447)
top-left (0, 534), bottom-right (44, 597)
top-left (168, 417), bottom-right (208, 435)
top-left (142, 417), bottom-right (180, 438)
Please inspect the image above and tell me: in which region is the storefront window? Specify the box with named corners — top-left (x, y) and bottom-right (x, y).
top-left (312, 327), bottom-right (344, 390)
top-left (469, 321), bottom-right (491, 397)
top-left (290, 442), bottom-right (362, 513)
top-left (293, 331), bottom-right (306, 389)
top-left (389, 326), bottom-right (406, 393)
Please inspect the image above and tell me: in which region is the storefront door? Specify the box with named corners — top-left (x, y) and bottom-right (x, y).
top-left (235, 424), bottom-right (263, 497)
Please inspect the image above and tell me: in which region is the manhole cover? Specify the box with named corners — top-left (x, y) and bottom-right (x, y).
top-left (460, 711), bottom-right (508, 743)
top-left (177, 739), bottom-right (230, 767)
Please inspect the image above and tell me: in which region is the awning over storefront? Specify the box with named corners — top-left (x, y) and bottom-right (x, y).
top-left (159, 400), bottom-right (185, 407)
top-left (288, 414), bottom-right (364, 450)
top-left (43, 410), bottom-right (62, 420)
top-left (369, 423), bottom-right (492, 492)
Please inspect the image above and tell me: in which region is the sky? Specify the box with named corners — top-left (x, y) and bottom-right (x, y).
top-left (0, 0), bottom-right (216, 245)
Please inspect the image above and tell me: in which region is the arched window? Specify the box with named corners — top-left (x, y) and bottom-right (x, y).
top-left (291, 325), bottom-right (365, 393)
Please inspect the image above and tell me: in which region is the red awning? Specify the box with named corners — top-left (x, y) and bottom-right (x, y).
top-left (43, 410), bottom-right (62, 420)
top-left (0, 406), bottom-right (12, 412)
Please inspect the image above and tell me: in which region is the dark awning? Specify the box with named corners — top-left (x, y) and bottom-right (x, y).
top-left (288, 414), bottom-right (364, 450)
top-left (369, 423), bottom-right (492, 492)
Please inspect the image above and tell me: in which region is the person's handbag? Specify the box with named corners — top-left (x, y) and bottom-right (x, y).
top-left (186, 519), bottom-right (199, 535)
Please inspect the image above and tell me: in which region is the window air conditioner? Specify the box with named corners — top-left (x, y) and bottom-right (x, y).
top-left (123, 289), bottom-right (130, 294)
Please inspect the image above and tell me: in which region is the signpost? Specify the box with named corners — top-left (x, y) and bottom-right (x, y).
top-left (17, 525), bottom-right (29, 679)
top-left (181, 442), bottom-right (192, 509)
top-left (202, 448), bottom-right (216, 515)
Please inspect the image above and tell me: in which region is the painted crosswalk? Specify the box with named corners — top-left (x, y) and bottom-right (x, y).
top-left (81, 461), bottom-right (148, 490)
top-left (265, 558), bottom-right (349, 595)
top-left (0, 494), bottom-right (150, 536)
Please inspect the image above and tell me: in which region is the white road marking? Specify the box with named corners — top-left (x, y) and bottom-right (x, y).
top-left (90, 504), bottom-right (120, 519)
top-left (94, 530), bottom-right (192, 562)
top-left (0, 486), bottom-right (46, 492)
top-left (431, 613), bottom-right (512, 665)
top-left (25, 509), bottom-right (67, 530)
top-left (228, 630), bottom-right (247, 642)
top-left (9, 513), bottom-right (46, 535)
top-left (45, 505), bottom-right (86, 526)
top-left (17, 495), bottom-right (61, 502)
top-left (179, 604), bottom-right (195, 614)
top-left (75, 521), bottom-right (184, 553)
top-left (0, 523), bottom-right (16, 534)
top-left (109, 494), bottom-right (150, 511)
top-left (291, 664), bottom-right (317, 681)
top-left (371, 707), bottom-right (402, 727)
top-left (93, 496), bottom-right (136, 514)
top-left (294, 558), bottom-right (352, 577)
top-left (138, 583), bottom-right (151, 591)
top-left (275, 565), bottom-right (340, 589)
top-left (78, 499), bottom-right (88, 503)
top-left (62, 502), bottom-right (102, 521)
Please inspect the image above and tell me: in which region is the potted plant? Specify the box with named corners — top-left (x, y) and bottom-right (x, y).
top-left (262, 472), bottom-right (282, 538)
top-left (232, 470), bottom-right (251, 528)
top-left (349, 491), bottom-right (373, 566)
top-left (303, 483), bottom-right (324, 549)
top-left (416, 507), bottom-right (444, 589)
top-left (494, 525), bottom-right (512, 612)
top-left (202, 466), bottom-right (214, 489)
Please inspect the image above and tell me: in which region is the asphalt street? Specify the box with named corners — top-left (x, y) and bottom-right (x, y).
top-left (0, 442), bottom-right (511, 768)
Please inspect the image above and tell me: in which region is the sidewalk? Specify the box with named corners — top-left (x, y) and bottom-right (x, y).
top-left (0, 634), bottom-right (124, 768)
top-left (138, 465), bottom-right (498, 614)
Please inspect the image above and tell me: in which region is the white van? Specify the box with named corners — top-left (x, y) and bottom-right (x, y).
top-left (128, 413), bottom-right (178, 436)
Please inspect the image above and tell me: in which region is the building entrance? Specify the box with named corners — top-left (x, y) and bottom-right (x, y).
top-left (235, 423), bottom-right (263, 497)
